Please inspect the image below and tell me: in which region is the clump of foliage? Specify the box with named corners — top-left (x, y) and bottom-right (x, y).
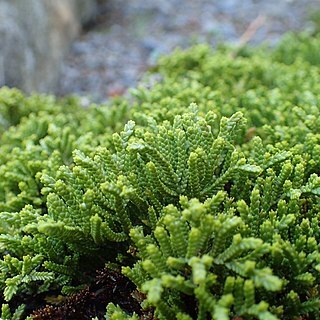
top-left (1, 33), bottom-right (320, 320)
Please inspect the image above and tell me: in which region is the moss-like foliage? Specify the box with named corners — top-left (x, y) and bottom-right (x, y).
top-left (1, 33), bottom-right (320, 319)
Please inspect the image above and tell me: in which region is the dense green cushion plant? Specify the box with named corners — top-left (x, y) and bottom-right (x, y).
top-left (0, 33), bottom-right (320, 319)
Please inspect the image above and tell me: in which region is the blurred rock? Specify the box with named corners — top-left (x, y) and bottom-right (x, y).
top-left (0, 0), bottom-right (97, 93)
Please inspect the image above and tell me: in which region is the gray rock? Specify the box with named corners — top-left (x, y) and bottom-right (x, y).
top-left (0, 0), bottom-right (97, 93)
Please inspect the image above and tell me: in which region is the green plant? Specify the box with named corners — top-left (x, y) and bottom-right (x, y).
top-left (0, 33), bottom-right (320, 319)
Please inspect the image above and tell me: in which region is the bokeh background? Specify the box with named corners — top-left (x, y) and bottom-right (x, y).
top-left (0, 0), bottom-right (319, 102)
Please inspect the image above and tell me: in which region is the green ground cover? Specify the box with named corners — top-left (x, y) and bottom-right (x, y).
top-left (0, 33), bottom-right (320, 319)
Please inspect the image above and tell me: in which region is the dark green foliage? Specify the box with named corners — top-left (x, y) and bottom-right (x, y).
top-left (272, 32), bottom-right (320, 65)
top-left (1, 33), bottom-right (320, 319)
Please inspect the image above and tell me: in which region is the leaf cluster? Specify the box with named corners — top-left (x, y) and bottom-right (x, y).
top-left (0, 33), bottom-right (320, 319)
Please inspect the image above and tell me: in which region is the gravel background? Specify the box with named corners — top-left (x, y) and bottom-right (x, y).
top-left (58, 0), bottom-right (320, 102)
